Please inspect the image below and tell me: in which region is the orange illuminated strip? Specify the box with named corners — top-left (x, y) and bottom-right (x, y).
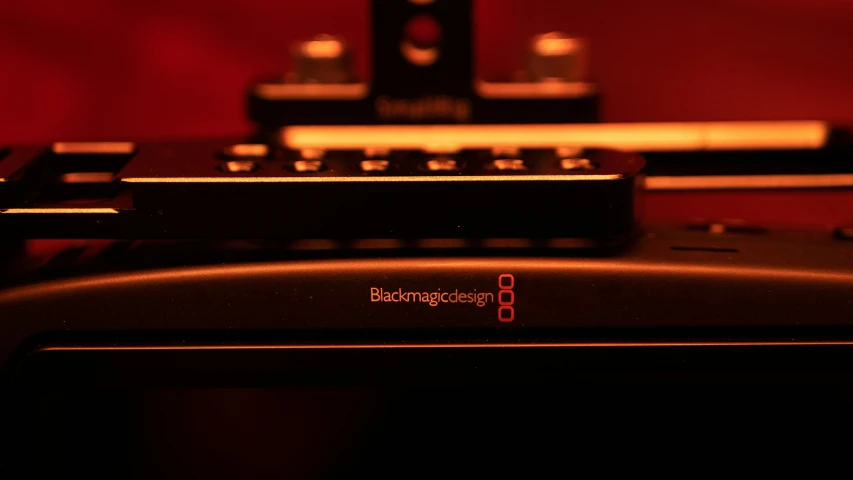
top-left (41, 341), bottom-right (853, 352)
top-left (52, 142), bottom-right (135, 154)
top-left (475, 80), bottom-right (596, 99)
top-left (647, 173), bottom-right (853, 190)
top-left (0, 208), bottom-right (119, 214)
top-left (283, 121), bottom-right (829, 152)
top-left (60, 172), bottom-right (115, 183)
top-left (121, 174), bottom-right (621, 183)
top-left (254, 83), bottom-right (369, 100)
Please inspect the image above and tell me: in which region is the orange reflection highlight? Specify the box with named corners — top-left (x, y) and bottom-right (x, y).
top-left (284, 121), bottom-right (828, 152)
top-left (41, 341), bottom-right (853, 352)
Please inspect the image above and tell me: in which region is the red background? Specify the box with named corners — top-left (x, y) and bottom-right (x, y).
top-left (2, 0), bottom-right (853, 144)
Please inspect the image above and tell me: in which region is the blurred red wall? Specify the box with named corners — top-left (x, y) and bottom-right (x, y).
top-left (2, 0), bottom-right (853, 143)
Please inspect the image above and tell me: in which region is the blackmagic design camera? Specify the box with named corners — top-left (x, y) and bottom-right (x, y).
top-left (2, 1), bottom-right (853, 476)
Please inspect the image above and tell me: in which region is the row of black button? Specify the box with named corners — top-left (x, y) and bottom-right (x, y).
top-left (217, 144), bottom-right (596, 174)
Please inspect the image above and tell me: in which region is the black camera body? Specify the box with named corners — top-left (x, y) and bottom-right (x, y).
top-left (2, 0), bottom-right (853, 475)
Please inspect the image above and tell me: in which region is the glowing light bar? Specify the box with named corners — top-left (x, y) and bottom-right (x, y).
top-left (475, 80), bottom-right (596, 99)
top-left (255, 83), bottom-right (369, 100)
top-left (122, 174), bottom-right (619, 183)
top-left (283, 121), bottom-right (829, 152)
top-left (0, 208), bottom-right (119, 214)
top-left (52, 142), bottom-right (136, 155)
top-left (59, 172), bottom-right (115, 183)
top-left (647, 173), bottom-right (853, 190)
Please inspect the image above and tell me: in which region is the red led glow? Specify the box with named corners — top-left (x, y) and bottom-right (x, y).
top-left (498, 274), bottom-right (515, 322)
